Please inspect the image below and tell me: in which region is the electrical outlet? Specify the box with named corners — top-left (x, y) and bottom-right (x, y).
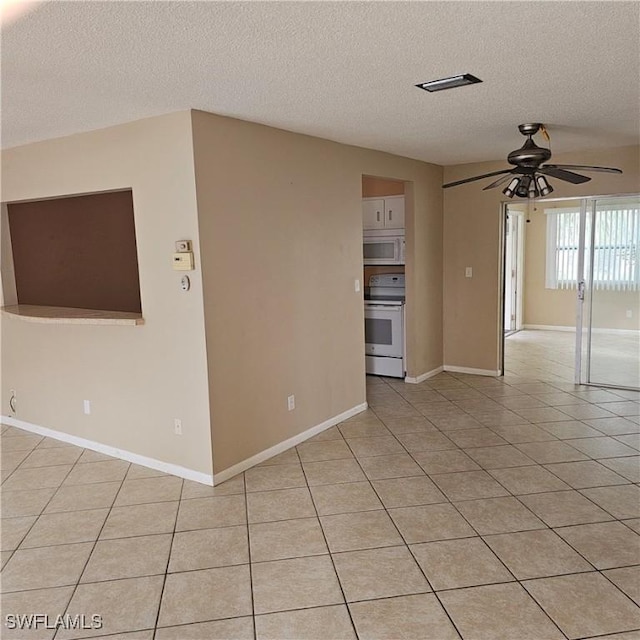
top-left (287, 395), bottom-right (295, 411)
top-left (174, 418), bottom-right (183, 436)
top-left (465, 267), bottom-right (473, 278)
top-left (626, 309), bottom-right (633, 319)
top-left (83, 400), bottom-right (91, 415)
top-left (9, 389), bottom-right (16, 415)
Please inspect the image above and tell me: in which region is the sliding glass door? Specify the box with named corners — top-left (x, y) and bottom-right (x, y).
top-left (539, 194), bottom-right (638, 389)
top-left (578, 196), bottom-right (640, 389)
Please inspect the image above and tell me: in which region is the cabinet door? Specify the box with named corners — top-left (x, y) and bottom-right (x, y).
top-left (384, 196), bottom-right (405, 229)
top-left (362, 199), bottom-right (385, 230)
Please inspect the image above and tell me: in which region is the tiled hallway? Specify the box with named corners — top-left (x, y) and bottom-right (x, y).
top-left (1, 343), bottom-right (639, 639)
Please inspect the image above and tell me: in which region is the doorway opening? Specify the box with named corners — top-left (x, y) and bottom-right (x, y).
top-left (504, 205), bottom-right (525, 337)
top-left (361, 176), bottom-right (409, 401)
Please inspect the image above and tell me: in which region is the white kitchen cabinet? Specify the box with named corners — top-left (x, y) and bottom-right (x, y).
top-left (384, 196), bottom-right (405, 229)
top-left (362, 195), bottom-right (404, 230)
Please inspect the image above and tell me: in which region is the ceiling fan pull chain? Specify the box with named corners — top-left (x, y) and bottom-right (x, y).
top-left (540, 124), bottom-right (550, 143)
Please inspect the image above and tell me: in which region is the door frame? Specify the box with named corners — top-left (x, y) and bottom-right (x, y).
top-left (504, 206), bottom-right (525, 336)
top-left (498, 201), bottom-right (527, 375)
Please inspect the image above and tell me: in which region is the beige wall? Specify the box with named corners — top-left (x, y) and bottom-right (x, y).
top-left (191, 110), bottom-right (443, 474)
top-left (362, 177), bottom-right (405, 197)
top-left (523, 200), bottom-right (640, 330)
top-left (1, 112), bottom-right (214, 476)
top-left (443, 145), bottom-right (640, 372)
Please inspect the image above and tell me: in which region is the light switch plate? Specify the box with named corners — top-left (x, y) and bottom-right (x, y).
top-left (465, 267), bottom-right (473, 278)
top-left (172, 252), bottom-right (194, 270)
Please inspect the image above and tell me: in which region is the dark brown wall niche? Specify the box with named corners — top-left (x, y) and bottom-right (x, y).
top-left (8, 190), bottom-right (142, 313)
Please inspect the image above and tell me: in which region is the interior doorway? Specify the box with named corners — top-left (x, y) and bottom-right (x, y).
top-left (362, 175), bottom-right (408, 385)
top-left (504, 205), bottom-right (525, 336)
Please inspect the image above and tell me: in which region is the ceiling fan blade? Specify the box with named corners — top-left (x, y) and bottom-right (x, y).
top-left (543, 164), bottom-right (623, 175)
top-left (539, 167), bottom-right (591, 184)
top-left (443, 169), bottom-right (513, 189)
top-left (483, 174), bottom-right (516, 190)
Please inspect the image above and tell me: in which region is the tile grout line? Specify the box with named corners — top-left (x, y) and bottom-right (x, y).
top-left (150, 476), bottom-right (184, 640)
top-left (297, 449), bottom-right (361, 640)
top-left (52, 457), bottom-right (132, 640)
top-left (240, 472), bottom-right (258, 640)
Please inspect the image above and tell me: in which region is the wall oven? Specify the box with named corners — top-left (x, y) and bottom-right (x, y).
top-left (363, 230), bottom-right (405, 265)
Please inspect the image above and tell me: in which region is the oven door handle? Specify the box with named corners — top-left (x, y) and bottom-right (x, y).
top-left (365, 304), bottom-right (403, 311)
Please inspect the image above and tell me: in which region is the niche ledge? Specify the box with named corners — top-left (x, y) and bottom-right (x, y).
top-left (1, 305), bottom-right (144, 326)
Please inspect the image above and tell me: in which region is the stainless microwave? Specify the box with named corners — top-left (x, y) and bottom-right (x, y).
top-left (363, 231), bottom-right (405, 265)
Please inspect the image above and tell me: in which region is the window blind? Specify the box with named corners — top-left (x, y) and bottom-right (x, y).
top-left (545, 204), bottom-right (640, 291)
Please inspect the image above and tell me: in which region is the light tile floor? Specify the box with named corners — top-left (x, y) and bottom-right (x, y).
top-left (506, 327), bottom-right (640, 389)
top-left (1, 337), bottom-right (639, 638)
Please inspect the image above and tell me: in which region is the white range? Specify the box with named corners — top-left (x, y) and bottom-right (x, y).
top-left (364, 273), bottom-right (405, 378)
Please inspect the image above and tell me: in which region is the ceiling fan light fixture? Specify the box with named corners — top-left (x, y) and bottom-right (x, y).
top-left (503, 177), bottom-right (520, 198)
top-left (515, 175), bottom-right (532, 198)
top-left (536, 175), bottom-right (553, 196)
top-left (415, 73), bottom-right (482, 92)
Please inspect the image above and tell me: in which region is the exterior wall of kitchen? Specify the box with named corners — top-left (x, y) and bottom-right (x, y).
top-left (0, 112), bottom-right (214, 478)
top-left (443, 145), bottom-right (640, 372)
top-left (191, 109), bottom-right (443, 476)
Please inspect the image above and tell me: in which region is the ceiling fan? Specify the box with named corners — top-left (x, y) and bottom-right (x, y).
top-left (443, 123), bottom-right (623, 198)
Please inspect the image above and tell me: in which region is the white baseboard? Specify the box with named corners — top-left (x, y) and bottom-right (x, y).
top-left (444, 365), bottom-right (502, 377)
top-left (523, 324), bottom-right (575, 332)
top-left (405, 366), bottom-right (444, 384)
top-left (592, 328), bottom-right (640, 335)
top-left (523, 324), bottom-right (639, 336)
top-left (1, 416), bottom-right (214, 486)
top-left (406, 365), bottom-right (501, 382)
top-left (213, 402), bottom-right (368, 484)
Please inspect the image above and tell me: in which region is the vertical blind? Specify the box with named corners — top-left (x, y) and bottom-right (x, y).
top-left (545, 203), bottom-right (640, 291)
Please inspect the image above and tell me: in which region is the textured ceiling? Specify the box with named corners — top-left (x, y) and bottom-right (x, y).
top-left (2, 1), bottom-right (639, 165)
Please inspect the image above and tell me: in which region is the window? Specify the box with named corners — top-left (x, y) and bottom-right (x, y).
top-left (545, 203), bottom-right (640, 291)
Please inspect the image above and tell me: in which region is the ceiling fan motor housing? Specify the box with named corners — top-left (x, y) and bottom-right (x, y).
top-left (508, 137), bottom-right (552, 169)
